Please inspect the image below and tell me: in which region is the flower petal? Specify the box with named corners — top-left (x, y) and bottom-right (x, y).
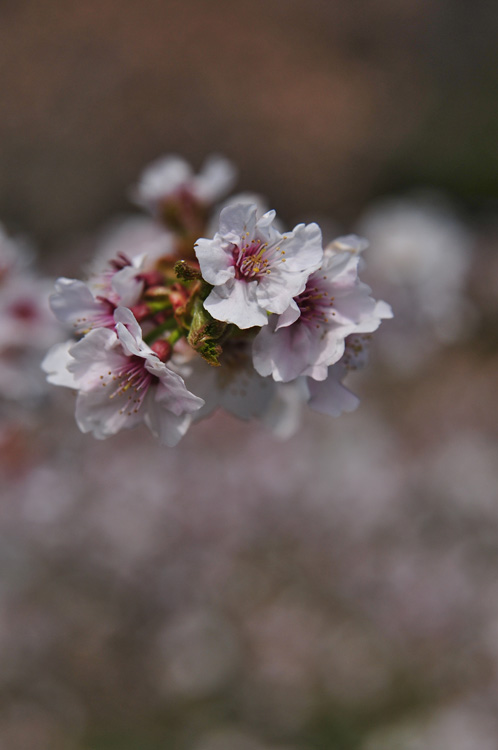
top-left (204, 279), bottom-right (269, 329)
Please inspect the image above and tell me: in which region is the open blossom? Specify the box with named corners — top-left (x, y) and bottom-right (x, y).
top-left (195, 203), bottom-right (323, 329)
top-left (357, 196), bottom-right (474, 350)
top-left (42, 307), bottom-right (204, 446)
top-left (252, 238), bottom-right (392, 382)
top-left (133, 154), bottom-right (237, 216)
top-left (50, 254), bottom-right (146, 335)
top-left (0, 275), bottom-right (60, 351)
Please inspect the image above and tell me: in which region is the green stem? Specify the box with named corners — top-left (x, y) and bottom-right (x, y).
top-left (168, 329), bottom-right (183, 346)
top-left (143, 318), bottom-right (176, 345)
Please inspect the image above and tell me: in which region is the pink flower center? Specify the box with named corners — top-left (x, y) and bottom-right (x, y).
top-left (102, 355), bottom-right (158, 416)
top-left (232, 238), bottom-right (271, 281)
top-left (75, 298), bottom-right (116, 331)
top-left (8, 299), bottom-right (39, 321)
top-left (295, 278), bottom-right (335, 329)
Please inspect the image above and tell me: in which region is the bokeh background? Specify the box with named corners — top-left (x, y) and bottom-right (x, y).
top-left (1, 1), bottom-right (498, 749)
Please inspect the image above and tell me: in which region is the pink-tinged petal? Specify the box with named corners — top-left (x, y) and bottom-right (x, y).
top-left (153, 370), bottom-right (204, 417)
top-left (114, 305), bottom-right (142, 337)
top-left (275, 300), bottom-right (301, 330)
top-left (327, 284), bottom-right (377, 327)
top-left (204, 279), bottom-right (269, 329)
top-left (218, 202), bottom-right (259, 237)
top-left (195, 237), bottom-right (235, 285)
top-left (75, 388), bottom-right (143, 439)
top-left (323, 251), bottom-right (361, 286)
top-left (41, 341), bottom-right (79, 388)
top-left (307, 370), bottom-right (360, 417)
top-left (253, 323), bottom-right (314, 382)
top-left (66, 328), bottom-right (123, 389)
top-left (144, 405), bottom-right (193, 447)
top-left (255, 270), bottom-right (308, 314)
top-left (115, 323), bottom-right (144, 358)
top-left (271, 222), bottom-right (323, 273)
top-left (111, 265), bottom-right (144, 308)
top-left (50, 278), bottom-right (105, 332)
top-left (193, 155), bottom-right (237, 203)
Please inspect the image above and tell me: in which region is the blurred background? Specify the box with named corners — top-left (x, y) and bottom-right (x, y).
top-left (1, 1), bottom-right (498, 748)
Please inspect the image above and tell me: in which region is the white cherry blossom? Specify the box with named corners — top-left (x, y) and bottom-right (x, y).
top-left (42, 307), bottom-right (204, 446)
top-left (195, 203), bottom-right (323, 329)
top-left (50, 254), bottom-right (145, 335)
top-left (253, 243), bottom-right (392, 382)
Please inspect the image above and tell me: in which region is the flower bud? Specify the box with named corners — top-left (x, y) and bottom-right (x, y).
top-left (151, 339), bottom-right (172, 362)
top-left (130, 302), bottom-right (151, 322)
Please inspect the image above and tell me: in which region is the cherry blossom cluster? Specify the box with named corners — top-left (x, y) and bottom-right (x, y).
top-left (43, 155), bottom-right (392, 445)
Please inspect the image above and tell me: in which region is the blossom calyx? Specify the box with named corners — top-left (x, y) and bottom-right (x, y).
top-left (187, 298), bottom-right (227, 366)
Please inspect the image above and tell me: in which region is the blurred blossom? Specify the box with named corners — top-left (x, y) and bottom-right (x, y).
top-left (0, 225), bottom-right (62, 404)
top-left (89, 214), bottom-right (175, 273)
top-left (357, 195), bottom-right (476, 373)
top-left (132, 154), bottom-right (237, 218)
top-left (153, 609), bottom-right (239, 699)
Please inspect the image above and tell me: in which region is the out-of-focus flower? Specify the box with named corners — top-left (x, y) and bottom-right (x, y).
top-left (195, 203), bottom-right (323, 329)
top-left (0, 276), bottom-right (59, 351)
top-left (132, 154), bottom-right (237, 238)
top-left (357, 195), bottom-right (475, 372)
top-left (89, 215), bottom-right (175, 272)
top-left (0, 226), bottom-right (62, 403)
top-left (358, 197), bottom-right (471, 291)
